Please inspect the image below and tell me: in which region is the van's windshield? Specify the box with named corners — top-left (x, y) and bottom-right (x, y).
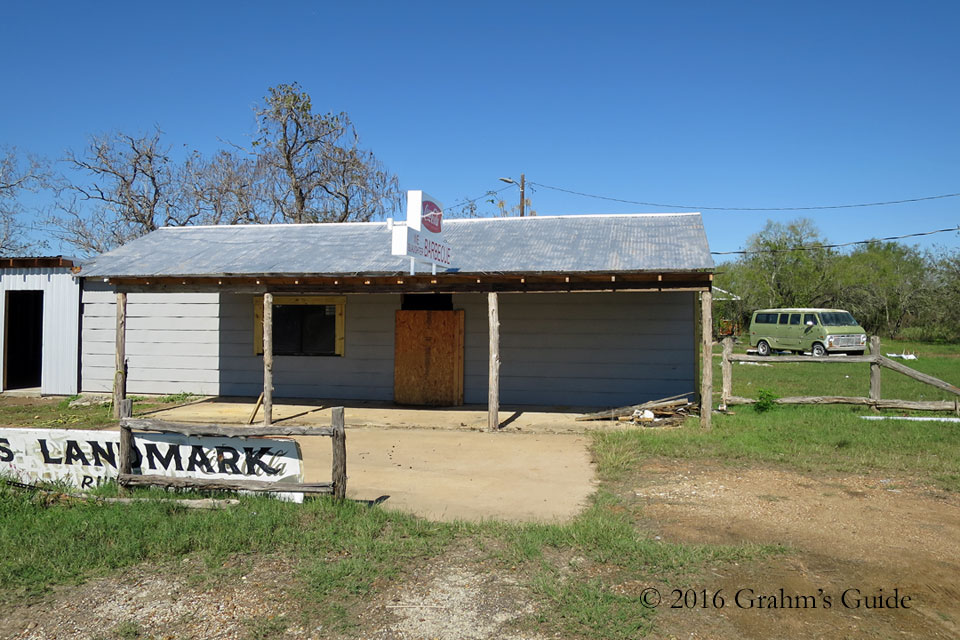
top-left (820, 312), bottom-right (858, 326)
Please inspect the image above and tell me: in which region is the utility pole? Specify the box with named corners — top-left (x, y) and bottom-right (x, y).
top-left (499, 174), bottom-right (528, 217)
top-left (519, 173), bottom-right (525, 217)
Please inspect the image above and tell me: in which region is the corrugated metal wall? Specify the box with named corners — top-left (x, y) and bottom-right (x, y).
top-left (80, 281), bottom-right (221, 395)
top-left (0, 268), bottom-right (80, 395)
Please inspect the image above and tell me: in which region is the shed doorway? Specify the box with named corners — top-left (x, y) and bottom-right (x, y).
top-left (4, 290), bottom-right (43, 390)
top-left (394, 307), bottom-right (464, 406)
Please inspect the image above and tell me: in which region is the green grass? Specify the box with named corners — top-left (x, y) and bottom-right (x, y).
top-left (156, 392), bottom-right (198, 404)
top-left (479, 492), bottom-right (773, 638)
top-left (593, 406), bottom-right (960, 490)
top-left (0, 484), bottom-right (458, 630)
top-left (716, 336), bottom-right (960, 402)
top-left (0, 396), bottom-right (116, 429)
top-left (0, 483), bottom-right (768, 638)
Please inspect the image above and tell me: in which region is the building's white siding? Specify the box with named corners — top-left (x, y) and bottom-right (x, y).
top-left (79, 286), bottom-right (695, 408)
top-left (218, 293), bottom-right (399, 399)
top-left (0, 268), bottom-right (81, 395)
top-left (80, 281), bottom-right (221, 395)
top-left (458, 291), bottom-right (695, 407)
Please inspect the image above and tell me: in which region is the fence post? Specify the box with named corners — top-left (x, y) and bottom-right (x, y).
top-left (699, 290), bottom-right (713, 430)
top-left (118, 422), bottom-right (133, 491)
top-left (869, 336), bottom-right (881, 412)
top-left (331, 407), bottom-right (346, 501)
top-left (721, 337), bottom-right (733, 411)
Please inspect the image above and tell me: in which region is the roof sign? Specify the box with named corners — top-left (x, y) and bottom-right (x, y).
top-left (391, 190), bottom-right (454, 273)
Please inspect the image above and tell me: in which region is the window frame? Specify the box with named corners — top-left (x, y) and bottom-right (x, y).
top-left (253, 295), bottom-right (346, 356)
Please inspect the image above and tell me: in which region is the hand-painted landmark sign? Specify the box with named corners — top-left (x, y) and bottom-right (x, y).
top-left (391, 190), bottom-right (454, 270)
top-left (0, 428), bottom-right (304, 492)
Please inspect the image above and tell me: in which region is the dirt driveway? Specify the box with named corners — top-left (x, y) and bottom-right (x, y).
top-left (297, 427), bottom-right (596, 522)
top-left (628, 460), bottom-right (960, 639)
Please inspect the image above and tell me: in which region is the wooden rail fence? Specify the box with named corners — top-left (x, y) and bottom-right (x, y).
top-left (720, 336), bottom-right (960, 414)
top-left (118, 406), bottom-right (347, 499)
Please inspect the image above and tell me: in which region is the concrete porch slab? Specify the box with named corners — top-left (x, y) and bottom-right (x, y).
top-left (141, 397), bottom-right (601, 522)
top-left (143, 396), bottom-right (603, 435)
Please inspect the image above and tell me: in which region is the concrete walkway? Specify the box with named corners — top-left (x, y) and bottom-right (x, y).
top-left (145, 397), bottom-right (601, 522)
top-left (144, 396), bottom-right (601, 434)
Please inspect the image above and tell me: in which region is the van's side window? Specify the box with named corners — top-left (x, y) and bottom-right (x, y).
top-left (790, 313), bottom-right (801, 325)
top-left (778, 314), bottom-right (789, 325)
top-left (804, 313), bottom-right (818, 325)
top-left (755, 313), bottom-right (776, 324)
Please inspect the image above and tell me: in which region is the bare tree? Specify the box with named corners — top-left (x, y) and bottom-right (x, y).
top-left (254, 83), bottom-right (400, 223)
top-left (0, 146), bottom-right (48, 255)
top-left (51, 129), bottom-right (182, 255)
top-left (180, 149), bottom-right (274, 225)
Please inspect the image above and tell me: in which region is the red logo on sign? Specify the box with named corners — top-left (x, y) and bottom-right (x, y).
top-left (421, 200), bottom-right (442, 233)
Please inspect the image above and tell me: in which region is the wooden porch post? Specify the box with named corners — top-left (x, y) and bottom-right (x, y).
top-left (700, 290), bottom-right (713, 430)
top-left (488, 292), bottom-right (500, 431)
top-left (112, 292), bottom-right (127, 419)
top-left (263, 293), bottom-right (273, 426)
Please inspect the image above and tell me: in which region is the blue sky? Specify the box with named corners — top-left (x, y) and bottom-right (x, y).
top-left (2, 1), bottom-right (958, 258)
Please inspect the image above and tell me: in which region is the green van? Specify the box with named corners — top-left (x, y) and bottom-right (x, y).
top-left (748, 308), bottom-right (867, 357)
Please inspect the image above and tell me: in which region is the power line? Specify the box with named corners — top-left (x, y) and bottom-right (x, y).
top-left (447, 185), bottom-right (513, 210)
top-left (711, 225), bottom-right (960, 256)
top-left (529, 181), bottom-right (960, 212)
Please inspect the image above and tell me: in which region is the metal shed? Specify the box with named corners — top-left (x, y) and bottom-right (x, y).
top-left (0, 257), bottom-right (81, 395)
top-left (79, 213), bottom-right (716, 427)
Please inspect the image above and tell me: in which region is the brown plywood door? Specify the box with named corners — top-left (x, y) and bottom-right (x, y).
top-left (394, 310), bottom-right (464, 406)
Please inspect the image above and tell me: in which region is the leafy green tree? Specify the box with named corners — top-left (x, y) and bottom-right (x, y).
top-left (836, 242), bottom-right (927, 337)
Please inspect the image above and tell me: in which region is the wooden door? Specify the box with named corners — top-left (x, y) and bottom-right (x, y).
top-left (394, 310), bottom-right (464, 406)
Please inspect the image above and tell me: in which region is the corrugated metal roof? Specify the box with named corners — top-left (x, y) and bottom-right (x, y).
top-left (80, 213), bottom-right (714, 278)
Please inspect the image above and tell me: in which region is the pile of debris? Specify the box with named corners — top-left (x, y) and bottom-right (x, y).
top-left (576, 392), bottom-right (695, 427)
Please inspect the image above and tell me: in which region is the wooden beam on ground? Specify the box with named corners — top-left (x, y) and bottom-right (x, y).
top-left (331, 407), bottom-right (346, 501)
top-left (724, 395), bottom-right (957, 411)
top-left (576, 393), bottom-right (694, 421)
top-left (120, 418), bottom-right (335, 438)
top-left (112, 292), bottom-right (127, 419)
top-left (117, 474), bottom-right (334, 494)
top-left (878, 356), bottom-right (960, 396)
top-left (263, 293), bottom-right (273, 426)
top-left (488, 292), bottom-right (500, 431)
top-left (700, 290), bottom-right (713, 430)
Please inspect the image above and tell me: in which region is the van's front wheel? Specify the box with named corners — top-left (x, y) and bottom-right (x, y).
top-left (811, 342), bottom-right (826, 357)
top-left (757, 340), bottom-right (771, 356)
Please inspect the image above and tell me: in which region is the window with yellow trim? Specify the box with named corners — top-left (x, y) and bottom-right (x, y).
top-left (253, 296), bottom-right (345, 356)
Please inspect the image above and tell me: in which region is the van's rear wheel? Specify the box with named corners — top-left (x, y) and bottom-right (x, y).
top-left (811, 342), bottom-right (826, 357)
top-left (757, 340), bottom-right (771, 356)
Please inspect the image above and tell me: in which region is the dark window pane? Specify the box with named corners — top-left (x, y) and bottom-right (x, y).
top-left (300, 306), bottom-right (337, 354)
top-left (790, 313), bottom-right (801, 325)
top-left (270, 304), bottom-right (338, 356)
top-left (273, 305), bottom-right (303, 355)
top-left (402, 294), bottom-right (453, 310)
top-left (779, 314), bottom-right (789, 325)
top-left (804, 313), bottom-right (818, 325)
